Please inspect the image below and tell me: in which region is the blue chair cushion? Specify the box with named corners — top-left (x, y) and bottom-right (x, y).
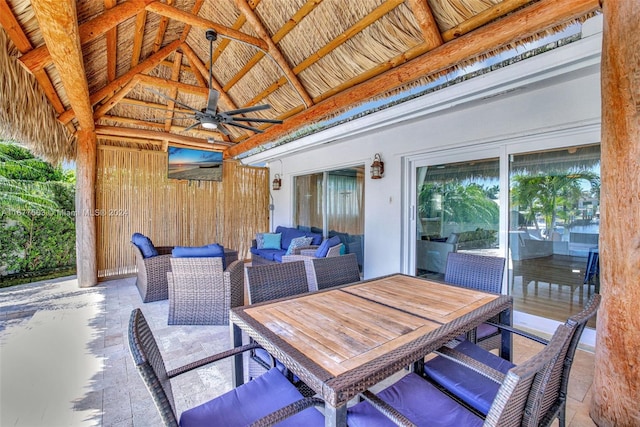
top-left (347, 372), bottom-right (483, 427)
top-left (180, 367), bottom-right (324, 427)
top-left (477, 322), bottom-right (499, 339)
top-left (262, 233), bottom-right (282, 250)
top-left (314, 235), bottom-right (342, 258)
top-left (423, 339), bottom-right (514, 415)
top-left (171, 244), bottom-right (226, 267)
top-left (131, 233), bottom-right (158, 258)
top-left (252, 248), bottom-right (283, 261)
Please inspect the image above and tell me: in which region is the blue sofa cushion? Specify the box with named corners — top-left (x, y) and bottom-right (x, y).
top-left (172, 244), bottom-right (226, 267)
top-left (252, 248), bottom-right (283, 261)
top-left (180, 367), bottom-right (324, 427)
top-left (347, 372), bottom-right (483, 427)
top-left (131, 233), bottom-right (159, 258)
top-left (262, 233), bottom-right (282, 250)
top-left (423, 339), bottom-right (514, 414)
top-left (307, 232), bottom-right (322, 245)
top-left (276, 226), bottom-right (304, 250)
top-left (315, 235), bottom-right (342, 258)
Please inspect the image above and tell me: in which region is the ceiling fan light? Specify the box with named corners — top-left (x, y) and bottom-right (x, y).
top-left (200, 118), bottom-right (218, 130)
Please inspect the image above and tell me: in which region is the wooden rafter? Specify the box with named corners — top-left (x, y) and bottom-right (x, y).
top-left (164, 51), bottom-right (182, 131)
top-left (226, 0), bottom-right (600, 158)
top-left (93, 77), bottom-right (140, 120)
top-left (441, 0), bottom-right (533, 42)
top-left (145, 2), bottom-right (268, 51)
top-left (136, 73), bottom-right (208, 97)
top-left (406, 0), bottom-right (443, 48)
top-left (233, 0), bottom-right (313, 107)
top-left (152, 0), bottom-right (172, 53)
top-left (58, 40), bottom-right (181, 124)
top-left (179, 0), bottom-right (205, 43)
top-left (19, 0), bottom-right (155, 72)
top-left (105, 0), bottom-right (118, 82)
top-left (130, 10), bottom-right (147, 67)
top-left (95, 125), bottom-right (229, 151)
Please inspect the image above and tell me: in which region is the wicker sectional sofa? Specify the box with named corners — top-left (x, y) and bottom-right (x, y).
top-left (250, 226), bottom-right (323, 265)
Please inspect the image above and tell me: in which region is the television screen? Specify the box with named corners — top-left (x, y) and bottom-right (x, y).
top-left (167, 147), bottom-right (223, 181)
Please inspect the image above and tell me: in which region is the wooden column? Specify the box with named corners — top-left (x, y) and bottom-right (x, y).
top-left (75, 129), bottom-right (98, 287)
top-left (591, 1), bottom-right (640, 425)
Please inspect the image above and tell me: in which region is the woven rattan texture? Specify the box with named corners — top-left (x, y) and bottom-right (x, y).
top-left (312, 253), bottom-right (361, 290)
top-left (131, 243), bottom-right (173, 303)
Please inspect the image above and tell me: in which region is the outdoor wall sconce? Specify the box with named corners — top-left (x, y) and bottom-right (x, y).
top-left (370, 153), bottom-right (384, 179)
top-left (272, 174), bottom-right (282, 190)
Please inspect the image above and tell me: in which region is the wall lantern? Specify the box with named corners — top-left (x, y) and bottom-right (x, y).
top-left (272, 174), bottom-right (282, 190)
top-left (370, 153), bottom-right (384, 179)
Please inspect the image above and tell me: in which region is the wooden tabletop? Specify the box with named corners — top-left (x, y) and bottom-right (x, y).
top-left (230, 274), bottom-right (512, 408)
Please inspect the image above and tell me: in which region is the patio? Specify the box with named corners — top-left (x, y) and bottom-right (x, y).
top-left (1, 273), bottom-right (596, 427)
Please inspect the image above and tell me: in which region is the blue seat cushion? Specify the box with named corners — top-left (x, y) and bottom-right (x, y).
top-left (131, 233), bottom-right (159, 258)
top-left (477, 322), bottom-right (499, 339)
top-left (314, 235), bottom-right (342, 258)
top-left (347, 373), bottom-right (483, 427)
top-left (253, 348), bottom-right (299, 383)
top-left (180, 367), bottom-right (324, 427)
top-left (423, 339), bottom-right (514, 415)
top-left (252, 248), bottom-right (284, 261)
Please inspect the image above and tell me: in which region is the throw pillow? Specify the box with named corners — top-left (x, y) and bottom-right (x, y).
top-left (255, 233), bottom-right (266, 249)
top-left (262, 233), bottom-right (282, 250)
top-left (286, 236), bottom-right (313, 255)
top-left (314, 235), bottom-right (342, 258)
top-left (131, 233), bottom-right (159, 258)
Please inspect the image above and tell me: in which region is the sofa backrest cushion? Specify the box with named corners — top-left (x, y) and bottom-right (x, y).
top-left (131, 233), bottom-right (159, 258)
top-left (172, 243), bottom-right (226, 267)
top-left (315, 235), bottom-right (342, 258)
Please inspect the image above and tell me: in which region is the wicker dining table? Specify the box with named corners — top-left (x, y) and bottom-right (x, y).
top-left (229, 273), bottom-right (513, 427)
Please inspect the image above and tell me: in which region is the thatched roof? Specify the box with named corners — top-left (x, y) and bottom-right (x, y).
top-left (0, 0), bottom-right (600, 164)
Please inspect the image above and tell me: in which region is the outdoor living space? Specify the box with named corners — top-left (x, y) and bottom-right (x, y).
top-left (0, 274), bottom-right (597, 427)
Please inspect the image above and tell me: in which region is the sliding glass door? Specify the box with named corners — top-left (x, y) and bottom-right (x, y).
top-left (294, 166), bottom-right (365, 271)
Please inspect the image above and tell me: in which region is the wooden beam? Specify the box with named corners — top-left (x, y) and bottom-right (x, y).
top-left (93, 77), bottom-right (140, 120)
top-left (105, 0), bottom-right (118, 82)
top-left (100, 114), bottom-right (165, 129)
top-left (591, 1), bottom-right (640, 426)
top-left (31, 0), bottom-right (94, 131)
top-left (233, 0), bottom-right (313, 107)
top-left (152, 0), bottom-right (172, 53)
top-left (19, 0), bottom-right (155, 72)
top-left (58, 39), bottom-right (181, 124)
top-left (441, 0), bottom-right (533, 42)
top-left (95, 125), bottom-right (229, 150)
top-left (226, 0), bottom-right (600, 158)
top-left (0, 0), bottom-right (32, 51)
top-left (130, 10), bottom-right (147, 67)
top-left (164, 51), bottom-right (182, 131)
top-left (145, 2), bottom-right (269, 51)
top-left (406, 0), bottom-right (443, 48)
top-left (178, 0), bottom-right (204, 42)
top-left (136, 73), bottom-right (208, 96)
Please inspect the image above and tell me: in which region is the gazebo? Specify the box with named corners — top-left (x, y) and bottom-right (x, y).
top-left (0, 1), bottom-right (637, 424)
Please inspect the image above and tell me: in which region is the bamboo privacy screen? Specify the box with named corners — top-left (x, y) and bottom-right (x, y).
top-left (96, 147), bottom-right (269, 279)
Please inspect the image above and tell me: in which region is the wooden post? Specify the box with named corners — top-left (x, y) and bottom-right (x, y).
top-left (591, 1), bottom-right (640, 425)
top-left (75, 129), bottom-right (98, 287)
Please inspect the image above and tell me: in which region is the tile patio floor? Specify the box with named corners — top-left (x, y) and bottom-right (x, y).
top-left (0, 274), bottom-right (597, 426)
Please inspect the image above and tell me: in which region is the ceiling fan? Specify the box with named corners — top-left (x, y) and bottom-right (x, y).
top-left (147, 29), bottom-right (283, 136)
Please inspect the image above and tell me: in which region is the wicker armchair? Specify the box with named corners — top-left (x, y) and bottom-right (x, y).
top-left (444, 252), bottom-right (506, 354)
top-left (131, 242), bottom-right (173, 303)
top-left (167, 258), bottom-right (244, 325)
top-left (245, 261), bottom-right (310, 382)
top-left (281, 244), bottom-right (344, 291)
top-left (347, 323), bottom-right (574, 427)
top-left (128, 308), bottom-right (324, 427)
top-left (422, 293), bottom-right (601, 427)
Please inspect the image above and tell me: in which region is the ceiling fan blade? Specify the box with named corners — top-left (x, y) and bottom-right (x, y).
top-left (183, 121), bottom-right (201, 132)
top-left (216, 125), bottom-right (230, 136)
top-left (231, 117), bottom-right (283, 124)
top-left (205, 89), bottom-right (219, 114)
top-left (146, 88), bottom-right (201, 114)
top-left (224, 104), bottom-right (271, 116)
top-left (226, 121), bottom-right (264, 133)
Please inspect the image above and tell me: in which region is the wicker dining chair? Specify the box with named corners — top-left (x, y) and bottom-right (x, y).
top-left (128, 308), bottom-right (324, 427)
top-left (347, 323), bottom-right (574, 427)
top-left (245, 261), bottom-right (310, 382)
top-left (312, 253), bottom-right (361, 290)
top-left (167, 258), bottom-right (244, 325)
top-left (131, 242), bottom-right (173, 303)
top-left (444, 252), bottom-right (506, 353)
top-left (281, 244), bottom-right (344, 290)
top-left (422, 293), bottom-right (601, 427)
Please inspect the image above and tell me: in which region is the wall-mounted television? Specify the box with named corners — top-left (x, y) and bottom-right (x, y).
top-left (167, 147), bottom-right (223, 181)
